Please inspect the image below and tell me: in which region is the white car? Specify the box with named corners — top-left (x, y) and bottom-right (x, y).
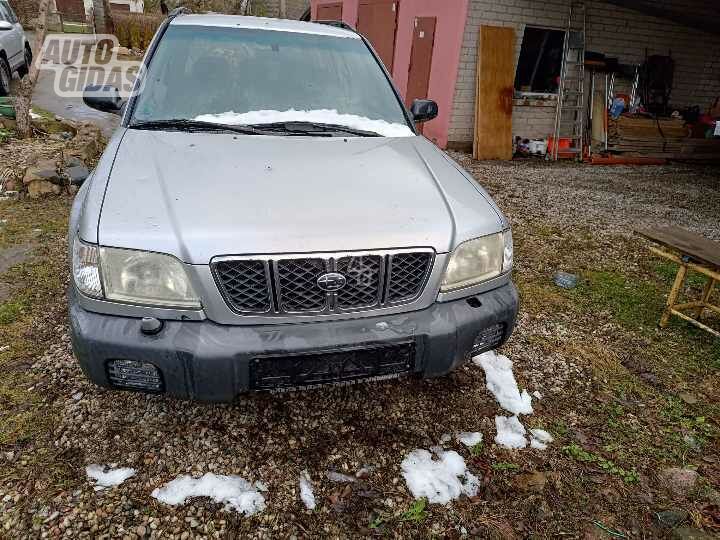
top-left (0, 0), bottom-right (31, 95)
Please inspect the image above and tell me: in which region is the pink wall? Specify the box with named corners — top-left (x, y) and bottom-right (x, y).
top-left (311, 0), bottom-right (469, 148)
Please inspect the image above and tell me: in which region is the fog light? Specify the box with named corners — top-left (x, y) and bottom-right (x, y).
top-left (106, 359), bottom-right (163, 392)
top-left (471, 323), bottom-right (505, 355)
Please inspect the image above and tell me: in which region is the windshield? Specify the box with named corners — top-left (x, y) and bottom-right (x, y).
top-left (130, 25), bottom-right (414, 137)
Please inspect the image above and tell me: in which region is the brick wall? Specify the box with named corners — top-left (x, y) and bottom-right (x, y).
top-left (448, 0), bottom-right (720, 147)
top-left (261, 0), bottom-right (309, 18)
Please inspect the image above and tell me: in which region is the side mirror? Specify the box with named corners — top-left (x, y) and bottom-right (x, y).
top-left (410, 99), bottom-right (438, 123)
top-left (0, 21), bottom-right (13, 31)
top-left (83, 85), bottom-right (125, 115)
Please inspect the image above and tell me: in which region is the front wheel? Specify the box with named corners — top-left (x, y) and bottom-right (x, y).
top-left (17, 46), bottom-right (32, 78)
top-left (0, 57), bottom-right (11, 96)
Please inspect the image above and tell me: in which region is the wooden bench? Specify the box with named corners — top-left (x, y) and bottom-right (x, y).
top-left (636, 226), bottom-right (719, 338)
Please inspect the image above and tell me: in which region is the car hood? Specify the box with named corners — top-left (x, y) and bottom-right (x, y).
top-left (98, 130), bottom-right (504, 264)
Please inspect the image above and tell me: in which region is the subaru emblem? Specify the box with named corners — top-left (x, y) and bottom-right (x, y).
top-left (316, 272), bottom-right (347, 292)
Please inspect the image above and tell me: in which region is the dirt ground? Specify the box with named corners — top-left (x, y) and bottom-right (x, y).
top-left (0, 152), bottom-right (719, 539)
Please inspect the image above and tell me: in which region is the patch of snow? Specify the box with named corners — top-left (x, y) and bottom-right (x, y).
top-left (30, 111), bottom-right (42, 119)
top-left (530, 438), bottom-right (547, 450)
top-left (194, 109), bottom-right (415, 138)
top-left (494, 415), bottom-right (528, 449)
top-left (326, 471), bottom-right (357, 483)
top-left (473, 350), bottom-right (533, 415)
top-left (72, 392), bottom-right (83, 400)
top-left (401, 448), bottom-right (479, 504)
top-left (298, 471), bottom-right (315, 510)
top-left (529, 428), bottom-right (553, 450)
top-left (151, 473), bottom-right (266, 515)
top-left (439, 433), bottom-right (452, 444)
top-left (456, 432), bottom-right (483, 448)
top-left (85, 464), bottom-right (136, 488)
top-left (532, 390), bottom-right (543, 400)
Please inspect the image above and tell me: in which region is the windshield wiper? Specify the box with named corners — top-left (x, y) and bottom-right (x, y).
top-left (129, 119), bottom-right (274, 135)
top-left (247, 121), bottom-right (382, 137)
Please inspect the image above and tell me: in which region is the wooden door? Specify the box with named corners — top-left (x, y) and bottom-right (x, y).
top-left (315, 2), bottom-right (342, 21)
top-left (406, 17), bottom-right (436, 134)
top-left (357, 0), bottom-right (398, 73)
top-left (473, 25), bottom-right (515, 160)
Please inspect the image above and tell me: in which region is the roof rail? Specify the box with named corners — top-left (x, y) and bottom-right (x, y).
top-left (314, 20), bottom-right (357, 33)
top-left (168, 6), bottom-right (191, 19)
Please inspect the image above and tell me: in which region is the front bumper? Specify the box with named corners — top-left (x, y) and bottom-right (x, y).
top-left (69, 282), bottom-right (519, 402)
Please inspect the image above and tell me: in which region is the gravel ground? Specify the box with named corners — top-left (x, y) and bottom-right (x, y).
top-left (1, 155), bottom-right (719, 539)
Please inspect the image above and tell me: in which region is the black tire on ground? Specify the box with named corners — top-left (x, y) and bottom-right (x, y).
top-left (17, 46), bottom-right (32, 78)
top-left (0, 57), bottom-right (11, 96)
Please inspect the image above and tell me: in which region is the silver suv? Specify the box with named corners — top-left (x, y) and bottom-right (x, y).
top-left (70, 13), bottom-right (518, 401)
top-left (0, 0), bottom-right (31, 95)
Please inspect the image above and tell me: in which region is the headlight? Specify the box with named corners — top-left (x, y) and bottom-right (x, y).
top-left (100, 247), bottom-right (200, 309)
top-left (73, 238), bottom-right (103, 298)
top-left (441, 230), bottom-right (512, 292)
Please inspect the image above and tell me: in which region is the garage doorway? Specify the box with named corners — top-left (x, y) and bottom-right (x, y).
top-left (315, 2), bottom-right (342, 21)
top-left (406, 16), bottom-right (436, 134)
top-left (357, 0), bottom-right (398, 73)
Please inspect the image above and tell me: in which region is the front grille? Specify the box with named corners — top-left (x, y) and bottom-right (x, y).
top-left (336, 255), bottom-right (382, 308)
top-left (387, 252), bottom-right (432, 302)
top-left (212, 250), bottom-right (434, 316)
top-left (214, 259), bottom-right (271, 313)
top-left (277, 258), bottom-right (327, 312)
top-left (250, 342), bottom-right (415, 390)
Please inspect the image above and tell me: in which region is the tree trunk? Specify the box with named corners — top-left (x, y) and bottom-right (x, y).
top-left (14, 0), bottom-right (51, 138)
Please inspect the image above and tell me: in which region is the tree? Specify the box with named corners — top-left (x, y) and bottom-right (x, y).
top-left (13, 0), bottom-right (51, 138)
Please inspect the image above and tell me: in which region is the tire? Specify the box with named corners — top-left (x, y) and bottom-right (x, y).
top-left (17, 46), bottom-right (32, 78)
top-left (0, 57), bottom-right (11, 97)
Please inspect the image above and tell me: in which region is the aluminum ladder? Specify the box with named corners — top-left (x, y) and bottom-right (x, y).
top-left (551, 2), bottom-right (586, 161)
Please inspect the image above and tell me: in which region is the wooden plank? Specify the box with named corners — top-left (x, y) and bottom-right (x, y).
top-left (637, 226), bottom-right (720, 269)
top-left (473, 25), bottom-right (514, 160)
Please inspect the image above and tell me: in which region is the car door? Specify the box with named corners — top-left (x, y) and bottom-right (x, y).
top-left (0, 1), bottom-right (23, 70)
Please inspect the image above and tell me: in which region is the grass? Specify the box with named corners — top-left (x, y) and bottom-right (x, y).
top-left (0, 198), bottom-right (71, 449)
top-left (61, 22), bottom-right (91, 34)
top-left (562, 443), bottom-right (639, 484)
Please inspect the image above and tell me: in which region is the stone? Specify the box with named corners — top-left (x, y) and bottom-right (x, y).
top-left (553, 271), bottom-right (578, 289)
top-left (67, 138), bottom-right (99, 162)
top-left (23, 160), bottom-right (62, 186)
top-left (655, 509), bottom-right (689, 528)
top-left (68, 185), bottom-right (79, 195)
top-left (2, 178), bottom-right (17, 192)
top-left (27, 180), bottom-right (57, 199)
top-left (66, 165), bottom-right (90, 184)
top-left (513, 471), bottom-right (546, 492)
top-left (0, 117), bottom-right (16, 130)
top-left (678, 392), bottom-right (698, 405)
top-left (64, 156), bottom-right (85, 168)
top-left (661, 468), bottom-right (699, 497)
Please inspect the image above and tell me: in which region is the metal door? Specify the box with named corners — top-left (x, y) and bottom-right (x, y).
top-left (315, 2), bottom-right (342, 21)
top-left (357, 0), bottom-right (398, 73)
top-left (406, 16), bottom-right (436, 133)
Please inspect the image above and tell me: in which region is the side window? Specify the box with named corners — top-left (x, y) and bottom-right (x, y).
top-left (6, 3), bottom-right (18, 23)
top-left (0, 3), bottom-right (10, 22)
